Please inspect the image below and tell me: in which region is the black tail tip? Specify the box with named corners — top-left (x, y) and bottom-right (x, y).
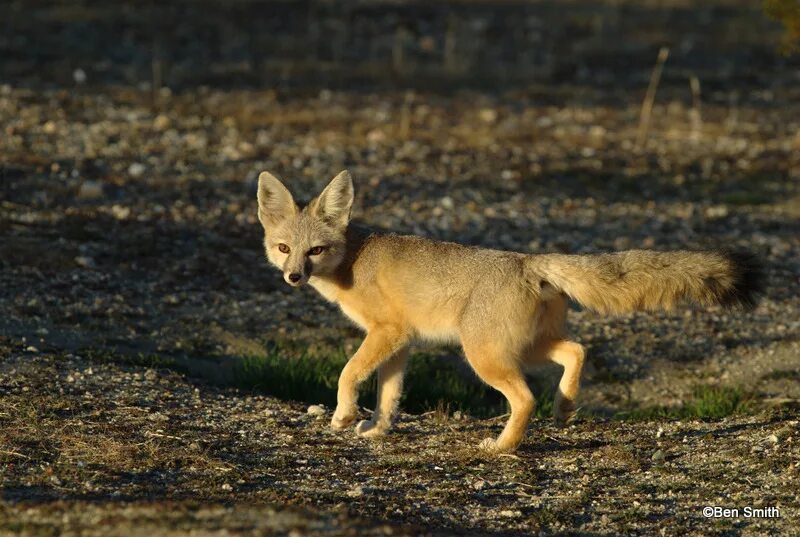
top-left (720, 250), bottom-right (765, 310)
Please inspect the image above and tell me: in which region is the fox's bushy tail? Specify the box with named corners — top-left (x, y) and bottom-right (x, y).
top-left (534, 250), bottom-right (762, 315)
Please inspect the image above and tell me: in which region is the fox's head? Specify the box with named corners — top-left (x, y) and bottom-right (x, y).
top-left (256, 170), bottom-right (353, 287)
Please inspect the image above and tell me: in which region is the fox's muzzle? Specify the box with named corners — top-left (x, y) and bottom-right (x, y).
top-left (284, 270), bottom-right (308, 287)
top-left (283, 256), bottom-right (312, 287)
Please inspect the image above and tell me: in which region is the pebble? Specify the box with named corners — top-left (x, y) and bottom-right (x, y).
top-left (128, 162), bottom-right (146, 178)
top-left (74, 256), bottom-right (95, 268)
top-left (111, 205), bottom-right (131, 220)
top-left (77, 181), bottom-right (104, 200)
top-left (651, 449), bottom-right (666, 464)
top-left (346, 486), bottom-right (364, 498)
top-left (72, 68), bottom-right (87, 84)
top-left (307, 404), bottom-right (326, 417)
top-left (153, 114), bottom-right (171, 131)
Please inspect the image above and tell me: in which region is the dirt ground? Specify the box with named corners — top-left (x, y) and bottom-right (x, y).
top-left (2, 1), bottom-right (800, 535)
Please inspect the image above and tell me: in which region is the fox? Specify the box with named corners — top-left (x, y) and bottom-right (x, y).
top-left (256, 169), bottom-right (762, 453)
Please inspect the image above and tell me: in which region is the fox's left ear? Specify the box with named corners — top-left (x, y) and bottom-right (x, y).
top-left (311, 170), bottom-right (354, 228)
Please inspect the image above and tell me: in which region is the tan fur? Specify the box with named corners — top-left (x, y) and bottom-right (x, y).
top-left (257, 170), bottom-right (759, 453)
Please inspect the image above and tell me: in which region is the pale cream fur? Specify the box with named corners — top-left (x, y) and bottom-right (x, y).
top-left (257, 170), bottom-right (757, 453)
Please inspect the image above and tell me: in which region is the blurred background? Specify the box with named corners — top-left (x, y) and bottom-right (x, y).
top-left (3, 1), bottom-right (799, 91)
top-left (2, 0), bottom-right (799, 415)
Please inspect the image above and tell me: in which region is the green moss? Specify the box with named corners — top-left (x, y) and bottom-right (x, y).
top-left (616, 385), bottom-right (753, 421)
top-left (232, 345), bottom-right (556, 419)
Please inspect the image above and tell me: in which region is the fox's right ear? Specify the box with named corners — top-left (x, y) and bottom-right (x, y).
top-left (257, 171), bottom-right (297, 228)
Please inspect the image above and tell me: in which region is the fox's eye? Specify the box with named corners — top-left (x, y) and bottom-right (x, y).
top-left (308, 246), bottom-right (327, 256)
top-left (277, 243), bottom-right (290, 254)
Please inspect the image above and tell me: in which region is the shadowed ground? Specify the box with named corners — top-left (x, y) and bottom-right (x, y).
top-left (2, 0), bottom-right (799, 534)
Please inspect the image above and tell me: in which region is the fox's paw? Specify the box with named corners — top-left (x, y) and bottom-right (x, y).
top-left (331, 407), bottom-right (357, 430)
top-left (553, 399), bottom-right (576, 428)
top-left (479, 437), bottom-right (520, 454)
top-left (478, 437), bottom-right (500, 453)
top-left (355, 419), bottom-right (388, 439)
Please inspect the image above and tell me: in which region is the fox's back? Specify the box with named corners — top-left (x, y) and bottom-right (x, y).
top-left (332, 230), bottom-right (536, 339)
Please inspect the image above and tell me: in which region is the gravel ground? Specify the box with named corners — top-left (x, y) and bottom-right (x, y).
top-left (2, 1), bottom-right (800, 534)
top-left (2, 85), bottom-right (798, 407)
top-left (2, 84), bottom-right (799, 535)
top-left (1, 350), bottom-right (798, 536)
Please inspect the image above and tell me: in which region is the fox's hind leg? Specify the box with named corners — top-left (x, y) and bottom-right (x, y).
top-left (356, 346), bottom-right (409, 438)
top-left (538, 339), bottom-right (585, 426)
top-left (522, 295), bottom-right (584, 426)
top-left (461, 339), bottom-right (535, 453)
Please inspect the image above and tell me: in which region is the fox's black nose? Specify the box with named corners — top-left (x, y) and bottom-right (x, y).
top-left (288, 273), bottom-right (302, 283)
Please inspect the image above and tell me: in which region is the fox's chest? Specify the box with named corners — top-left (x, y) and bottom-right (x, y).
top-left (308, 277), bottom-right (369, 330)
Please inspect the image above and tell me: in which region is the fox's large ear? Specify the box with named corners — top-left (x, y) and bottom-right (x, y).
top-left (257, 171), bottom-right (297, 228)
top-left (311, 170), bottom-right (354, 228)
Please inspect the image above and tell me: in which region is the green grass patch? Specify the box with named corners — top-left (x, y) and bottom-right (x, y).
top-left (616, 385), bottom-right (753, 421)
top-left (232, 344), bottom-right (555, 419)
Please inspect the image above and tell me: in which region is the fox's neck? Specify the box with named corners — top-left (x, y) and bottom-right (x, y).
top-left (308, 224), bottom-right (370, 303)
top-left (307, 274), bottom-right (342, 303)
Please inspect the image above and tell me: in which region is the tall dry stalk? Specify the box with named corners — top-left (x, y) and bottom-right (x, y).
top-left (636, 47), bottom-right (670, 147)
top-left (689, 75), bottom-right (702, 141)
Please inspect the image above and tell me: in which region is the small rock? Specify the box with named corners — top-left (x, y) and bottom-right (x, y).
top-left (366, 129), bottom-right (386, 144)
top-left (153, 114), bottom-right (171, 131)
top-left (499, 510), bottom-right (520, 518)
top-left (307, 404), bottom-right (326, 417)
top-left (221, 483), bottom-right (232, 491)
top-left (478, 108), bottom-right (497, 123)
top-left (472, 479), bottom-right (486, 491)
top-left (764, 434), bottom-right (779, 445)
top-left (440, 196), bottom-right (454, 210)
top-left (77, 180), bottom-right (104, 200)
top-left (111, 205), bottom-right (131, 220)
top-left (74, 256), bottom-right (95, 269)
top-left (25, 346), bottom-right (38, 353)
top-left (128, 162), bottom-right (146, 178)
top-left (42, 121), bottom-right (57, 134)
top-left (346, 486), bottom-right (364, 498)
top-left (651, 449), bottom-right (666, 463)
top-left (73, 68), bottom-right (87, 84)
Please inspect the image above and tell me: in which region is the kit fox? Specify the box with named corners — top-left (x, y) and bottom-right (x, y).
top-left (256, 170), bottom-right (761, 453)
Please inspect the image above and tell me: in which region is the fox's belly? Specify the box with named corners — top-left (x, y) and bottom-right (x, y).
top-left (412, 324), bottom-right (460, 344)
top-left (406, 305), bottom-right (461, 344)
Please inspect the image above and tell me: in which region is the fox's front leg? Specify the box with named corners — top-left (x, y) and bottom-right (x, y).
top-left (355, 346), bottom-right (409, 438)
top-left (331, 326), bottom-right (407, 431)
